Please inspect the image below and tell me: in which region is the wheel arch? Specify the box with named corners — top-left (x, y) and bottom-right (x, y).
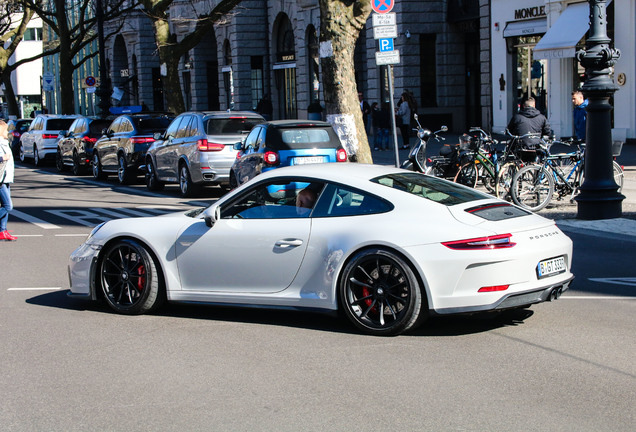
top-left (333, 244), bottom-right (432, 313)
top-left (91, 235), bottom-right (169, 302)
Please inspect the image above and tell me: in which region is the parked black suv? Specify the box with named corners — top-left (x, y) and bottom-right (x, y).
top-left (56, 116), bottom-right (114, 175)
top-left (92, 113), bottom-right (174, 184)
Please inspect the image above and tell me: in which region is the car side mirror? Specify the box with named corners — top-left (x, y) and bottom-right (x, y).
top-left (233, 141), bottom-right (243, 151)
top-left (203, 205), bottom-right (221, 228)
top-left (59, 130), bottom-right (68, 137)
top-left (153, 132), bottom-right (163, 140)
top-left (440, 125), bottom-right (448, 132)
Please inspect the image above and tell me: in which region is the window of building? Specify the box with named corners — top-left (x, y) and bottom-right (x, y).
top-left (251, 56), bottom-right (264, 110)
top-left (306, 26), bottom-right (320, 104)
top-left (23, 27), bottom-right (42, 41)
top-left (419, 34), bottom-right (437, 108)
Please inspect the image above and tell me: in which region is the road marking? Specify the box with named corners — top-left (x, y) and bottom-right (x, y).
top-left (8, 287), bottom-right (62, 291)
top-left (589, 277), bottom-right (636, 287)
top-left (10, 209), bottom-right (60, 229)
top-left (11, 234), bottom-right (44, 237)
top-left (54, 233), bottom-right (88, 237)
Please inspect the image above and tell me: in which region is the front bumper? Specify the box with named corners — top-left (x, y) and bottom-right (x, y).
top-left (68, 242), bottom-right (102, 299)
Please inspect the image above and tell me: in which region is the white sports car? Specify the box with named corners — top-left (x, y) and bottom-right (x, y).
top-left (68, 164), bottom-right (574, 336)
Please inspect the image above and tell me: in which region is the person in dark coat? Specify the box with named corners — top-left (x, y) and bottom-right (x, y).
top-left (507, 97), bottom-right (552, 149)
top-left (572, 90), bottom-right (587, 141)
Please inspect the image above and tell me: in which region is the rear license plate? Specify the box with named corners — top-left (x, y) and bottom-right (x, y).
top-left (293, 156), bottom-right (325, 165)
top-left (537, 256), bottom-right (566, 279)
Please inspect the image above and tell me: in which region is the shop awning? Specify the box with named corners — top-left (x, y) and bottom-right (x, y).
top-left (533, 2), bottom-right (589, 59)
top-left (503, 18), bottom-right (547, 38)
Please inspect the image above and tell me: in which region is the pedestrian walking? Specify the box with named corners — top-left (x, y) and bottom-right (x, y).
top-left (0, 120), bottom-right (17, 241)
top-left (572, 90), bottom-right (588, 141)
top-left (396, 92), bottom-right (415, 149)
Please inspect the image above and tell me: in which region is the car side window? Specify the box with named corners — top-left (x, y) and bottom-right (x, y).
top-left (123, 119), bottom-right (134, 133)
top-left (255, 128), bottom-right (265, 151)
top-left (220, 180), bottom-right (325, 219)
top-left (243, 127), bottom-right (261, 151)
top-left (185, 116), bottom-right (198, 137)
top-left (31, 118), bottom-right (42, 131)
top-left (73, 120), bottom-right (84, 134)
top-left (175, 116), bottom-right (193, 139)
top-left (312, 184), bottom-right (392, 217)
top-left (108, 118), bottom-right (121, 134)
top-left (165, 116), bottom-right (183, 139)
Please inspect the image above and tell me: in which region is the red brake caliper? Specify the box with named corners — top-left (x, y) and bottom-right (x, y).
top-left (137, 265), bottom-right (146, 291)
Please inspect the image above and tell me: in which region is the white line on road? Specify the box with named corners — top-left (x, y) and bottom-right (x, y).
top-left (8, 287), bottom-right (62, 291)
top-left (563, 296), bottom-right (636, 300)
top-left (589, 277), bottom-right (636, 286)
top-left (54, 233), bottom-right (88, 237)
top-left (10, 209), bottom-right (60, 229)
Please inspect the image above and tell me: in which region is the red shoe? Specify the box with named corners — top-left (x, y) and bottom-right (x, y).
top-left (0, 230), bottom-right (17, 241)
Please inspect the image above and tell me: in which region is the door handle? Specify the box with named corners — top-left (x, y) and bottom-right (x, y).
top-left (275, 239), bottom-right (303, 248)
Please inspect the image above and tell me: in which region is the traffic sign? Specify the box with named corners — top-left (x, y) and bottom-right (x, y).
top-left (371, 0), bottom-right (394, 14)
top-left (372, 12), bottom-right (396, 27)
top-left (42, 72), bottom-right (54, 92)
top-left (379, 38), bottom-right (394, 52)
top-left (373, 24), bottom-right (398, 39)
top-left (85, 76), bottom-right (96, 87)
top-left (375, 50), bottom-right (400, 66)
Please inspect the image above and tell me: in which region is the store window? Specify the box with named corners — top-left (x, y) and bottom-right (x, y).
top-left (510, 36), bottom-right (547, 115)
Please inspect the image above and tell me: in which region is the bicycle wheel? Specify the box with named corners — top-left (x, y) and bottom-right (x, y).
top-left (613, 161), bottom-right (624, 193)
top-left (511, 165), bottom-right (554, 212)
top-left (454, 162), bottom-right (478, 188)
top-left (495, 162), bottom-right (518, 201)
top-left (480, 164), bottom-right (497, 193)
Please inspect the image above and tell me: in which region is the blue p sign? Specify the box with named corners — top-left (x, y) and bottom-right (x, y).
top-left (379, 38), bottom-right (394, 52)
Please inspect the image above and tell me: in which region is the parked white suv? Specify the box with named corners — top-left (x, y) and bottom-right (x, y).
top-left (20, 114), bottom-right (81, 165)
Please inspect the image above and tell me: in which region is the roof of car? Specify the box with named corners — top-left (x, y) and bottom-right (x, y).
top-left (265, 120), bottom-right (332, 128)
top-left (182, 111), bottom-right (265, 119)
top-left (256, 163), bottom-right (401, 185)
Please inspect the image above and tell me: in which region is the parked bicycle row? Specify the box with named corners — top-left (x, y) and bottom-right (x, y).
top-left (401, 114), bottom-right (625, 212)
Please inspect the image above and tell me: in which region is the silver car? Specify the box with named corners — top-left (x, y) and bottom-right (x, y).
top-left (19, 114), bottom-right (81, 166)
top-left (145, 111), bottom-right (265, 196)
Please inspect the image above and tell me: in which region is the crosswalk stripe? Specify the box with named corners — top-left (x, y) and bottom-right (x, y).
top-left (10, 209), bottom-right (60, 229)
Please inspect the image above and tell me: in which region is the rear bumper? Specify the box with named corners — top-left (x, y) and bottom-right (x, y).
top-left (432, 275), bottom-right (573, 315)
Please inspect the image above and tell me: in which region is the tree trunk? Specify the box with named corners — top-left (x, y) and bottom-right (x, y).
top-left (1, 74), bottom-right (20, 117)
top-left (152, 16), bottom-right (185, 114)
top-left (55, 0), bottom-right (75, 114)
top-left (319, 0), bottom-right (372, 163)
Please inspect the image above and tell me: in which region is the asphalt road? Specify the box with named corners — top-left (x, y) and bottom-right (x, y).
top-left (1, 162), bottom-right (635, 431)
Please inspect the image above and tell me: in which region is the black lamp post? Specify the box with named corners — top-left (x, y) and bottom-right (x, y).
top-left (574, 0), bottom-right (623, 219)
top-left (95, 0), bottom-right (111, 117)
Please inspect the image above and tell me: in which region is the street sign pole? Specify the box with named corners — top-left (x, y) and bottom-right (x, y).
top-left (387, 64), bottom-right (400, 167)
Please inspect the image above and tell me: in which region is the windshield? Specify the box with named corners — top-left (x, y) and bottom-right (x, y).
top-left (133, 117), bottom-right (174, 134)
top-left (205, 117), bottom-right (263, 135)
top-left (371, 172), bottom-right (488, 206)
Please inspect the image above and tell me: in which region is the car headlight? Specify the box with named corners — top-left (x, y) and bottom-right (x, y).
top-left (86, 222), bottom-right (106, 243)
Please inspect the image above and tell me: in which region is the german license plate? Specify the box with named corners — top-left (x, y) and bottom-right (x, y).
top-left (537, 256), bottom-right (566, 279)
top-left (293, 156), bottom-right (325, 165)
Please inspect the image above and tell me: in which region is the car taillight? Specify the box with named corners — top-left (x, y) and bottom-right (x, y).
top-left (12, 132), bottom-right (21, 138)
top-left (82, 137), bottom-right (98, 144)
top-left (130, 137), bottom-right (155, 144)
top-left (42, 133), bottom-right (58, 139)
top-left (442, 234), bottom-right (516, 250)
top-left (336, 148), bottom-right (347, 162)
top-left (264, 151), bottom-right (279, 165)
top-left (197, 139), bottom-right (224, 152)
top-left (478, 285), bottom-right (510, 293)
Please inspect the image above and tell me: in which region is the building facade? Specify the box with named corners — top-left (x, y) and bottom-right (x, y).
top-left (491, 0), bottom-right (635, 143)
top-left (101, 0), bottom-right (492, 133)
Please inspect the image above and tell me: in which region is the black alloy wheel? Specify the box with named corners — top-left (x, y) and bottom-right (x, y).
top-left (71, 152), bottom-right (82, 176)
top-left (98, 239), bottom-right (164, 315)
top-left (117, 154), bottom-right (133, 184)
top-left (33, 145), bottom-right (41, 166)
top-left (55, 149), bottom-right (66, 172)
top-left (339, 249), bottom-right (426, 336)
top-left (92, 153), bottom-right (107, 180)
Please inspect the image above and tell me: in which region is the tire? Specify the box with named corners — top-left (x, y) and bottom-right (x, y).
top-left (98, 239), bottom-right (164, 315)
top-left (33, 145), bottom-right (41, 166)
top-left (55, 149), bottom-right (66, 172)
top-left (339, 248), bottom-right (426, 336)
top-left (511, 165), bottom-right (554, 212)
top-left (495, 162), bottom-right (518, 201)
top-left (179, 164), bottom-right (200, 197)
top-left (613, 161), bottom-right (624, 193)
top-left (454, 162), bottom-right (478, 188)
top-left (71, 151), bottom-right (83, 176)
top-left (145, 159), bottom-right (164, 191)
top-left (229, 171), bottom-right (238, 190)
top-left (19, 143), bottom-right (26, 163)
top-left (117, 154), bottom-right (133, 184)
top-left (92, 153), bottom-right (107, 180)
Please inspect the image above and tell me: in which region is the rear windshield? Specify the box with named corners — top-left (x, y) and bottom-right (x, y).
top-left (89, 120), bottom-right (113, 135)
top-left (371, 172), bottom-right (488, 206)
top-left (270, 127), bottom-right (340, 150)
top-left (133, 117), bottom-right (173, 134)
top-left (46, 119), bottom-right (76, 131)
top-left (205, 117), bottom-right (262, 135)
top-left (13, 121), bottom-right (31, 132)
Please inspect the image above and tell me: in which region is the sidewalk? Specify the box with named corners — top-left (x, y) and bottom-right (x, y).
top-left (370, 140), bottom-right (636, 239)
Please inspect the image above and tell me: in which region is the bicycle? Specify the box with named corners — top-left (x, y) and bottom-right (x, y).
top-left (510, 140), bottom-right (624, 212)
top-left (453, 127), bottom-right (499, 191)
top-left (494, 130), bottom-right (546, 201)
